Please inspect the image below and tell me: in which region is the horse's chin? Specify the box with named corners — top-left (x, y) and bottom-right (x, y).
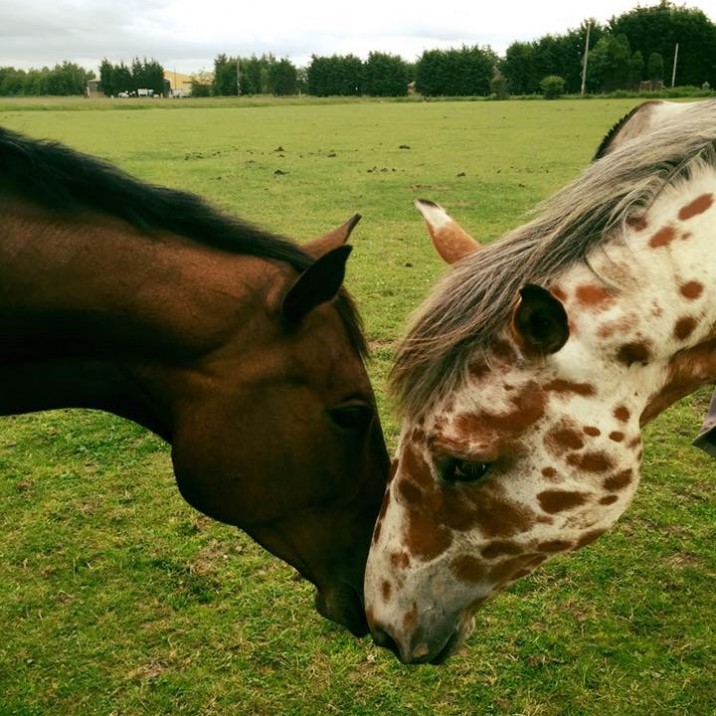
top-left (314, 585), bottom-right (369, 637)
top-left (430, 612), bottom-right (475, 664)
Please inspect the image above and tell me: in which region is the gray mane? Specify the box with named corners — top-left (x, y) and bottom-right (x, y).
top-left (392, 101), bottom-right (716, 416)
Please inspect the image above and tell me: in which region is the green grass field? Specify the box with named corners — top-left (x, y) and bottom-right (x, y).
top-left (0, 97), bottom-right (713, 715)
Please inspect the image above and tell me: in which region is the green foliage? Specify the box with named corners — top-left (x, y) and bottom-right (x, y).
top-left (503, 22), bottom-right (607, 95)
top-left (540, 74), bottom-right (566, 98)
top-left (662, 84), bottom-right (713, 97)
top-left (628, 50), bottom-right (645, 89)
top-left (649, 51), bottom-right (665, 83)
top-left (503, 42), bottom-right (539, 94)
top-left (212, 54), bottom-right (238, 96)
top-left (306, 54), bottom-right (364, 96)
top-left (502, 4), bottom-right (716, 95)
top-left (6, 2), bottom-right (716, 100)
top-left (416, 45), bottom-right (498, 96)
top-left (0, 62), bottom-right (94, 97)
top-left (240, 55), bottom-right (267, 95)
top-left (588, 34), bottom-right (632, 92)
top-left (610, 1), bottom-right (716, 87)
top-left (133, 57), bottom-right (165, 94)
top-left (112, 62), bottom-right (132, 95)
top-left (211, 54), bottom-right (297, 97)
top-left (363, 52), bottom-right (408, 97)
top-left (98, 57), bottom-right (165, 96)
top-left (268, 58), bottom-right (298, 96)
top-left (99, 59), bottom-right (113, 96)
top-left (190, 71), bottom-right (213, 98)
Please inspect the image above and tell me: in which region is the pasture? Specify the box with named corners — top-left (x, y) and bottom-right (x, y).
top-left (0, 96), bottom-right (713, 715)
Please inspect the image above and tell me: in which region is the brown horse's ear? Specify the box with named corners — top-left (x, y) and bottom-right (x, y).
top-left (415, 199), bottom-right (481, 264)
top-left (302, 214), bottom-right (361, 258)
top-left (282, 245), bottom-right (352, 325)
top-left (511, 284), bottom-right (569, 356)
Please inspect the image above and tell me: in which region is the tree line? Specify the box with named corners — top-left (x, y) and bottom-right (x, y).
top-left (0, 2), bottom-right (713, 98)
top-left (99, 58), bottom-right (166, 96)
top-left (0, 62), bottom-right (95, 96)
top-left (207, 54), bottom-right (299, 96)
top-left (205, 0), bottom-right (716, 99)
top-left (503, 3), bottom-right (715, 95)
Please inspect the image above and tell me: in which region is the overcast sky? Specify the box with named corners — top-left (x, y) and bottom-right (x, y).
top-left (2, 0), bottom-right (714, 76)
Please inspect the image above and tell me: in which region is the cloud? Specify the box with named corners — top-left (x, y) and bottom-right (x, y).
top-left (1, 0), bottom-right (713, 75)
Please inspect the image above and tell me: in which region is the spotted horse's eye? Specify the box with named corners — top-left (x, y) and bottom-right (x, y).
top-left (443, 459), bottom-right (491, 484)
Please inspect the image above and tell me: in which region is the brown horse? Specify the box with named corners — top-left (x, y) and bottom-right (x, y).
top-left (0, 126), bottom-right (389, 637)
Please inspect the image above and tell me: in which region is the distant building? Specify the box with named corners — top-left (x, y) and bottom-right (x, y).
top-left (639, 80), bottom-right (665, 92)
top-left (164, 70), bottom-right (194, 97)
top-left (86, 79), bottom-right (102, 98)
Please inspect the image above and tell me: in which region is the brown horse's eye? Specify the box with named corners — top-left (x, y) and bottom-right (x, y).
top-left (329, 403), bottom-right (373, 433)
top-left (443, 459), bottom-right (490, 483)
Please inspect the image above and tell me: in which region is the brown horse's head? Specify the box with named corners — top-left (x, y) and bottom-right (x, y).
top-left (0, 125), bottom-right (389, 637)
top-left (167, 223), bottom-right (389, 636)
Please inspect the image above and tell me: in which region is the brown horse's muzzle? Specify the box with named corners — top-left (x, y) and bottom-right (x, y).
top-left (314, 583), bottom-right (369, 637)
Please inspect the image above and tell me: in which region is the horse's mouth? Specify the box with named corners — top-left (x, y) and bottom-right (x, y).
top-left (314, 585), bottom-right (368, 637)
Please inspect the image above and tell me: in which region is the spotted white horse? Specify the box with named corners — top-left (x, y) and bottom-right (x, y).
top-left (365, 100), bottom-right (716, 664)
top-left (595, 100), bottom-right (716, 453)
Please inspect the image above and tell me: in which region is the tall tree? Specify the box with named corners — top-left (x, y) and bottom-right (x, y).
top-left (144, 58), bottom-right (166, 94)
top-left (306, 54), bottom-right (363, 96)
top-left (239, 56), bottom-right (263, 95)
top-left (503, 42), bottom-right (538, 94)
top-left (268, 58), bottom-right (298, 95)
top-left (416, 45), bottom-right (497, 96)
top-left (648, 51), bottom-right (665, 84)
top-left (0, 62), bottom-right (94, 96)
top-left (628, 50), bottom-right (645, 88)
top-left (587, 34), bottom-right (632, 91)
top-left (363, 52), bottom-right (408, 96)
top-left (130, 57), bottom-right (143, 91)
top-left (99, 58), bottom-right (114, 96)
top-left (112, 62), bottom-right (132, 94)
top-left (609, 2), bottom-right (716, 87)
top-left (307, 55), bottom-right (331, 96)
top-left (131, 57), bottom-right (165, 94)
top-left (503, 21), bottom-right (606, 94)
top-left (213, 54), bottom-right (238, 96)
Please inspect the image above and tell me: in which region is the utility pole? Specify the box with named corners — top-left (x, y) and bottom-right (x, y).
top-left (580, 22), bottom-right (591, 97)
top-left (237, 58), bottom-right (241, 97)
top-left (671, 43), bottom-right (679, 88)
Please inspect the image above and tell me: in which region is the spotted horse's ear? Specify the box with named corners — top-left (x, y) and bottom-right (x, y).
top-left (282, 245), bottom-right (352, 325)
top-left (415, 199), bottom-right (482, 264)
top-left (511, 284), bottom-right (569, 357)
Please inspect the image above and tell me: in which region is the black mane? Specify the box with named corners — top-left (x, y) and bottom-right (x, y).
top-left (0, 126), bottom-right (367, 356)
top-left (592, 103), bottom-right (660, 161)
top-left (0, 126), bottom-right (313, 273)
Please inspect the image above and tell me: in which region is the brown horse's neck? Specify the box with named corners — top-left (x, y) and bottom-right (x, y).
top-left (0, 358), bottom-right (174, 438)
top-left (0, 200), bottom-right (277, 439)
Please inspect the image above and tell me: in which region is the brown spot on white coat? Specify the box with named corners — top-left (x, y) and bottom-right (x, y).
top-left (678, 192), bottom-right (714, 220)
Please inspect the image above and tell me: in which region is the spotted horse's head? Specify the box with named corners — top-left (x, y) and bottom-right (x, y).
top-left (365, 105), bottom-right (716, 663)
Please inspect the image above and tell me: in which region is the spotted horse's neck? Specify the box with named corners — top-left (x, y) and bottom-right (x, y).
top-left (548, 184), bottom-right (716, 430)
top-left (365, 170), bottom-right (716, 665)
